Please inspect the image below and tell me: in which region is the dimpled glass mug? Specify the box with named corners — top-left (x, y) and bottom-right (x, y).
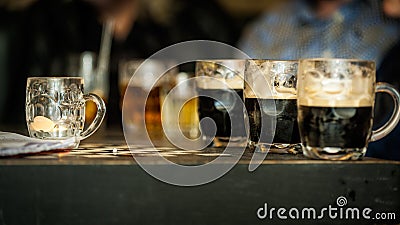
top-left (26, 77), bottom-right (106, 148)
top-left (297, 58), bottom-right (400, 160)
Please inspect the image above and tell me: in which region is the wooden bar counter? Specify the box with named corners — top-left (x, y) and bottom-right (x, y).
top-left (0, 130), bottom-right (399, 225)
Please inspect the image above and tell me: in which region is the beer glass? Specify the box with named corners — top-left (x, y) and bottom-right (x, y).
top-left (297, 58), bottom-right (400, 160)
top-left (26, 77), bottom-right (106, 148)
top-left (161, 72), bottom-right (199, 139)
top-left (195, 60), bottom-right (246, 147)
top-left (120, 59), bottom-right (177, 145)
top-left (67, 52), bottom-right (103, 125)
top-left (120, 59), bottom-right (174, 128)
top-left (244, 60), bottom-right (300, 152)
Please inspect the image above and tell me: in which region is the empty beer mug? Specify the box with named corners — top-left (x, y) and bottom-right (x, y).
top-left (297, 58), bottom-right (400, 160)
top-left (26, 77), bottom-right (106, 148)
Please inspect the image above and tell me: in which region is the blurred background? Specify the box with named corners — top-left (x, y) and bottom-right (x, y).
top-left (0, 0), bottom-right (280, 127)
top-left (0, 0), bottom-right (399, 159)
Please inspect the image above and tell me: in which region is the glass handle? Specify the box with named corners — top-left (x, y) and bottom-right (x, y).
top-left (80, 93), bottom-right (106, 140)
top-left (371, 82), bottom-right (400, 142)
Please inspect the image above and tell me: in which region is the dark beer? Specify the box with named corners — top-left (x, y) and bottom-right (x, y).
top-left (298, 106), bottom-right (373, 148)
top-left (245, 98), bottom-right (300, 144)
top-left (197, 88), bottom-right (245, 139)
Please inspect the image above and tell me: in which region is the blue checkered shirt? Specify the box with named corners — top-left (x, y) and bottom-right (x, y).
top-left (238, 0), bottom-right (400, 67)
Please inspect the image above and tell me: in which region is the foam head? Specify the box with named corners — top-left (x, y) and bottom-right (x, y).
top-left (121, 59), bottom-right (177, 91)
top-left (244, 59), bottom-right (298, 99)
top-left (195, 60), bottom-right (245, 89)
top-left (297, 58), bottom-right (376, 107)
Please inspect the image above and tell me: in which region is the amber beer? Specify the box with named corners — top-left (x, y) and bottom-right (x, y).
top-left (177, 98), bottom-right (199, 138)
top-left (85, 95), bottom-right (106, 125)
top-left (123, 85), bottom-right (162, 130)
top-left (160, 72), bottom-right (200, 139)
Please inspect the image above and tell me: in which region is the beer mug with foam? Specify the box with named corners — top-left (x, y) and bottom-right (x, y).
top-left (244, 60), bottom-right (300, 152)
top-left (297, 58), bottom-right (400, 160)
top-left (195, 60), bottom-right (246, 147)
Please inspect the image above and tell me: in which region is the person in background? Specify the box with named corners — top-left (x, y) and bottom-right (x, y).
top-left (368, 0), bottom-right (400, 160)
top-left (238, 0), bottom-right (400, 160)
top-left (0, 0), bottom-right (237, 129)
top-left (238, 0), bottom-right (400, 66)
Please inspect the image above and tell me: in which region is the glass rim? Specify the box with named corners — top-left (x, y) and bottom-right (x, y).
top-left (121, 58), bottom-right (176, 63)
top-left (299, 58), bottom-right (375, 64)
top-left (196, 59), bottom-right (246, 63)
top-left (27, 76), bottom-right (83, 80)
top-left (247, 59), bottom-right (298, 63)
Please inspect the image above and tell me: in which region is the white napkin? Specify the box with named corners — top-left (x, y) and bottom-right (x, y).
top-left (0, 131), bottom-right (77, 157)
